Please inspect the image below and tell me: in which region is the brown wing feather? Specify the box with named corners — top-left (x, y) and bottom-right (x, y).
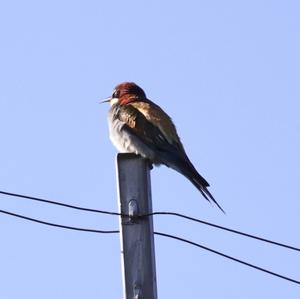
top-left (130, 101), bottom-right (186, 152)
top-left (117, 104), bottom-right (171, 149)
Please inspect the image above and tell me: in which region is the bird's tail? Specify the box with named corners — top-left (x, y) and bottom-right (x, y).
top-left (167, 155), bottom-right (225, 213)
top-left (159, 150), bottom-right (225, 213)
top-left (190, 175), bottom-right (226, 214)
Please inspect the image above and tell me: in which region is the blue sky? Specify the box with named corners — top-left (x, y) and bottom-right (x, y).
top-left (1, 0), bottom-right (300, 298)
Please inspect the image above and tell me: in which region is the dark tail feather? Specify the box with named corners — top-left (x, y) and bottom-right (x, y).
top-left (197, 182), bottom-right (226, 214)
top-left (181, 161), bottom-right (225, 213)
top-left (160, 152), bottom-right (225, 213)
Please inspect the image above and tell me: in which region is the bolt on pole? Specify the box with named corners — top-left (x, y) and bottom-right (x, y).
top-left (116, 153), bottom-right (158, 299)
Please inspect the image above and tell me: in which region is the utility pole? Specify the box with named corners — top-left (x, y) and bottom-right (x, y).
top-left (116, 153), bottom-right (158, 299)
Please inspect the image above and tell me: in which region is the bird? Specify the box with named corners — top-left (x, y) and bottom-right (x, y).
top-left (102, 82), bottom-right (224, 212)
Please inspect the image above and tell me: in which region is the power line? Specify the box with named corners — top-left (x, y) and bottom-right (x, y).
top-left (1, 190), bottom-right (300, 252)
top-left (149, 212), bottom-right (300, 252)
top-left (154, 232), bottom-right (300, 285)
top-left (0, 207), bottom-right (299, 286)
top-left (0, 190), bottom-right (119, 216)
top-left (0, 209), bottom-right (119, 234)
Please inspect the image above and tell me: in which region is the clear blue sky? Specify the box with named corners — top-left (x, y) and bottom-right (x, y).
top-left (1, 0), bottom-right (300, 298)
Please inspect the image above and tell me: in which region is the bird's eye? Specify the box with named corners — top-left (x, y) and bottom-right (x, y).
top-left (112, 90), bottom-right (119, 98)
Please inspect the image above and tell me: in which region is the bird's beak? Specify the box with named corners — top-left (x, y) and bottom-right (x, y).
top-left (99, 97), bottom-right (111, 104)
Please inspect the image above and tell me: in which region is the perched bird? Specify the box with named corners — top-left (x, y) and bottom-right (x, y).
top-left (102, 82), bottom-right (224, 212)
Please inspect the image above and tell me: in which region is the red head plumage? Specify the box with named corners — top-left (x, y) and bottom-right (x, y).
top-left (111, 82), bottom-right (147, 105)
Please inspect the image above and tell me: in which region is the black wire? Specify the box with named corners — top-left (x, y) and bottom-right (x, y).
top-left (0, 209), bottom-right (119, 234)
top-left (0, 207), bottom-right (299, 286)
top-left (1, 190), bottom-right (299, 252)
top-left (0, 190), bottom-right (120, 216)
top-left (154, 232), bottom-right (300, 285)
top-left (149, 212), bottom-right (300, 252)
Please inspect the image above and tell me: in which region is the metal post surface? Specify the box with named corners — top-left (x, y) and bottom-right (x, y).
top-left (116, 153), bottom-right (158, 299)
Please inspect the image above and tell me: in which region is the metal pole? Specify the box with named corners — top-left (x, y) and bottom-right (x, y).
top-left (116, 153), bottom-right (158, 299)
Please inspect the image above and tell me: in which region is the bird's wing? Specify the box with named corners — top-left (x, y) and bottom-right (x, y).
top-left (117, 103), bottom-right (181, 154)
top-left (129, 101), bottom-right (186, 152)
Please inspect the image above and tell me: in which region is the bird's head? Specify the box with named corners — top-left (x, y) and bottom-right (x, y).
top-left (101, 82), bottom-right (147, 106)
